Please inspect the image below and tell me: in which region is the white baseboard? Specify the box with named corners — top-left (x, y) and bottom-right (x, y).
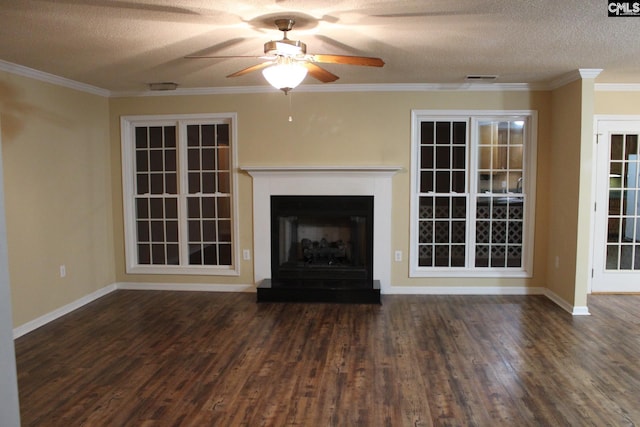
top-left (115, 282), bottom-right (254, 293)
top-left (13, 282), bottom-right (589, 339)
top-left (543, 288), bottom-right (591, 315)
top-left (12, 282), bottom-right (255, 338)
top-left (383, 286), bottom-right (546, 295)
top-left (13, 284), bottom-right (117, 339)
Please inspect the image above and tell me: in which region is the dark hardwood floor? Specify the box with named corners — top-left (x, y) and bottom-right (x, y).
top-left (15, 291), bottom-right (640, 426)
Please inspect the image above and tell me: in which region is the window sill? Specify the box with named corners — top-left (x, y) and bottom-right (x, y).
top-left (410, 267), bottom-right (532, 278)
top-left (126, 265), bottom-right (240, 276)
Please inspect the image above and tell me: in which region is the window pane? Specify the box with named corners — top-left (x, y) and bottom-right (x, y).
top-left (164, 126), bottom-right (176, 148)
top-left (138, 244), bottom-right (150, 264)
top-left (150, 198), bottom-right (163, 218)
top-left (217, 124), bottom-right (230, 146)
top-left (219, 244), bottom-right (232, 265)
top-left (203, 245), bottom-right (217, 264)
top-left (190, 244), bottom-right (202, 264)
top-left (202, 125), bottom-right (215, 146)
top-left (218, 220), bottom-right (231, 242)
top-left (165, 173), bottom-right (177, 194)
top-left (150, 150), bottom-right (163, 172)
top-left (167, 244), bottom-right (179, 265)
top-left (453, 122), bottom-right (466, 145)
top-left (188, 173), bottom-right (200, 194)
top-left (136, 174), bottom-right (149, 195)
top-left (202, 220), bottom-right (216, 241)
top-left (187, 197), bottom-right (200, 218)
top-left (421, 122), bottom-right (434, 145)
top-left (166, 221), bottom-right (178, 242)
top-left (435, 146), bottom-right (450, 168)
top-left (421, 146), bottom-right (434, 169)
top-left (188, 220), bottom-right (201, 242)
top-left (136, 198), bottom-right (149, 219)
top-left (137, 221), bottom-right (149, 242)
top-left (151, 244), bottom-right (165, 264)
top-left (435, 171), bottom-right (450, 193)
top-left (202, 173), bottom-right (216, 194)
top-left (420, 171), bottom-right (433, 193)
top-left (187, 125), bottom-right (199, 147)
top-left (217, 197), bottom-right (231, 219)
top-left (218, 172), bottom-right (230, 193)
top-left (202, 197), bottom-right (216, 218)
top-left (217, 147), bottom-right (230, 170)
top-left (150, 174), bottom-right (164, 194)
top-left (452, 171), bottom-right (465, 193)
top-left (136, 150), bottom-right (148, 172)
top-left (435, 122), bottom-right (450, 144)
top-left (165, 149), bottom-right (176, 172)
top-left (188, 149), bottom-right (200, 170)
top-left (151, 221), bottom-right (164, 242)
top-left (135, 127), bottom-right (148, 148)
top-left (202, 148), bottom-right (215, 170)
top-left (149, 127), bottom-right (163, 148)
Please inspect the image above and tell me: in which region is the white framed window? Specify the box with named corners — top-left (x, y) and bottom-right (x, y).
top-left (121, 113), bottom-right (239, 275)
top-left (410, 110), bottom-right (537, 277)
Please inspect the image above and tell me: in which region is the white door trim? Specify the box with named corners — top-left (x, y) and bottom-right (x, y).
top-left (592, 115), bottom-right (640, 293)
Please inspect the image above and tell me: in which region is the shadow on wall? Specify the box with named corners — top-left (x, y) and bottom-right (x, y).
top-left (0, 82), bottom-right (73, 141)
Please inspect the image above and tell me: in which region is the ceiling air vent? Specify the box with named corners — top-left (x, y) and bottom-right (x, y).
top-left (148, 82), bottom-right (178, 91)
top-left (465, 75), bottom-right (498, 82)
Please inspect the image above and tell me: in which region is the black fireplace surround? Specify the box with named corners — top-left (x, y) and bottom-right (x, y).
top-left (257, 195), bottom-right (380, 303)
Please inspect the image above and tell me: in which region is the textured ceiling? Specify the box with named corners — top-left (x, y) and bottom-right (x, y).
top-left (1, 0), bottom-right (639, 93)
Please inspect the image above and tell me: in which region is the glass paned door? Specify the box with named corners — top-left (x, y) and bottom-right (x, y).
top-left (593, 120), bottom-right (640, 292)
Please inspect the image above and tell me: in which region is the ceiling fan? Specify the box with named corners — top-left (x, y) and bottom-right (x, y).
top-left (186, 18), bottom-right (385, 93)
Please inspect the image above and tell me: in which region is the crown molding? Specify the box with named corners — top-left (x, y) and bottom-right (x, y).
top-left (5, 60), bottom-right (635, 97)
top-left (111, 82), bottom-right (548, 97)
top-left (548, 68), bottom-right (604, 90)
top-left (0, 59), bottom-right (110, 97)
top-left (595, 83), bottom-right (640, 91)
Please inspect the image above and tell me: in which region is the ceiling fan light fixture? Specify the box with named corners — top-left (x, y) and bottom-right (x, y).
top-left (262, 58), bottom-right (308, 93)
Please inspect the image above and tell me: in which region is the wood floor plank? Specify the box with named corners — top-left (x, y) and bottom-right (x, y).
top-left (14, 291), bottom-right (640, 426)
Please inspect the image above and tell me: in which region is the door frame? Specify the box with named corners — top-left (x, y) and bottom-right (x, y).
top-left (591, 115), bottom-right (640, 293)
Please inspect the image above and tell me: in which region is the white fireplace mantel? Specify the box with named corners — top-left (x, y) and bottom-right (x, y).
top-left (241, 165), bottom-right (402, 293)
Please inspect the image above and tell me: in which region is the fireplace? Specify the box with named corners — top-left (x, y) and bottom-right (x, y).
top-left (259, 195), bottom-right (379, 303)
top-left (271, 195), bottom-right (373, 284)
top-left (242, 165), bottom-right (401, 302)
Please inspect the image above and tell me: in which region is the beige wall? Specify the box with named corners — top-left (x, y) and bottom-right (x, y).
top-left (110, 90), bottom-right (552, 289)
top-left (0, 71), bottom-right (114, 327)
top-left (547, 79), bottom-right (598, 307)
top-left (0, 72), bottom-right (584, 328)
top-left (547, 81), bottom-right (581, 304)
top-left (595, 90), bottom-right (640, 115)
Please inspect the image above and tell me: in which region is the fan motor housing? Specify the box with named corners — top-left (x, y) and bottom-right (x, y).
top-left (264, 39), bottom-right (307, 56)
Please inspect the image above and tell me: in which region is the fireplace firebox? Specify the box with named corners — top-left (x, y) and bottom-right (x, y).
top-left (257, 195), bottom-right (380, 303)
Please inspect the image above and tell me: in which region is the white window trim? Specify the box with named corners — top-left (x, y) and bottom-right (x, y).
top-left (120, 113), bottom-right (240, 275)
top-left (409, 110), bottom-right (537, 278)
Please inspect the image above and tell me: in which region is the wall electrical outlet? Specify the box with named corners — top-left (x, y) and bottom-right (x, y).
top-left (59, 265), bottom-right (66, 278)
top-left (394, 250), bottom-right (402, 262)
top-left (243, 249), bottom-right (251, 261)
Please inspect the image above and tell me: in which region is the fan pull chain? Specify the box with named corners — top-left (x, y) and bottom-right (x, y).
top-left (288, 92), bottom-right (293, 122)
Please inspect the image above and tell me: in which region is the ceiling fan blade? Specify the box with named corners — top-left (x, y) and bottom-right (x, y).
top-left (310, 54), bottom-right (385, 67)
top-left (227, 61), bottom-right (274, 78)
top-left (185, 55), bottom-right (262, 59)
top-left (303, 62), bottom-right (339, 83)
